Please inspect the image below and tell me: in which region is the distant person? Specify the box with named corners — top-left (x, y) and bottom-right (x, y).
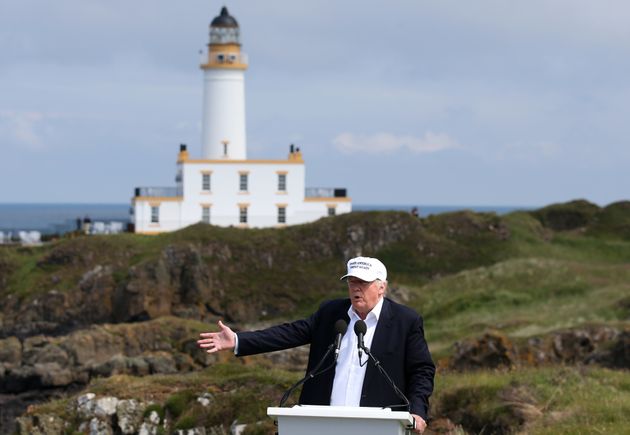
top-left (411, 207), bottom-right (419, 218)
top-left (76, 217), bottom-right (82, 232)
top-left (82, 215), bottom-right (92, 234)
top-left (197, 257), bottom-right (435, 433)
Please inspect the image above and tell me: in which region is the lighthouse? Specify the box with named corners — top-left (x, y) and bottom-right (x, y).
top-left (200, 6), bottom-right (247, 160)
top-left (132, 7), bottom-right (351, 233)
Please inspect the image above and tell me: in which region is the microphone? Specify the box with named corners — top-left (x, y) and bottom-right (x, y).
top-left (333, 319), bottom-right (348, 361)
top-left (354, 319), bottom-right (367, 360)
top-left (278, 319), bottom-right (347, 407)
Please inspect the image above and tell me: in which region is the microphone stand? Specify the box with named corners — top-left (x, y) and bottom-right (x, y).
top-left (278, 342), bottom-right (336, 407)
top-left (359, 344), bottom-right (415, 431)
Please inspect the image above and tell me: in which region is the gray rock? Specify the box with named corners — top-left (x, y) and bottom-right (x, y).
top-left (176, 428), bottom-right (207, 435)
top-left (451, 331), bottom-right (517, 370)
top-left (148, 409), bottom-right (160, 425)
top-left (208, 426), bottom-right (229, 435)
top-left (80, 265), bottom-right (106, 287)
top-left (138, 410), bottom-right (161, 435)
top-left (0, 336), bottom-right (22, 367)
top-left (92, 354), bottom-right (128, 377)
top-left (89, 416), bottom-right (113, 435)
top-left (231, 422), bottom-right (247, 435)
top-left (94, 396), bottom-right (119, 418)
top-left (16, 413), bottom-right (66, 435)
top-left (34, 362), bottom-right (74, 387)
top-left (127, 356), bottom-right (150, 376)
top-left (116, 399), bottom-right (144, 434)
top-left (22, 335), bottom-right (49, 365)
top-left (32, 343), bottom-right (70, 366)
top-left (197, 392), bottom-right (214, 407)
top-left (77, 392), bottom-right (96, 418)
top-left (138, 423), bottom-right (157, 435)
top-left (146, 353), bottom-right (178, 374)
top-left (79, 421), bottom-right (89, 433)
top-left (62, 327), bottom-right (125, 367)
top-left (174, 352), bottom-right (196, 372)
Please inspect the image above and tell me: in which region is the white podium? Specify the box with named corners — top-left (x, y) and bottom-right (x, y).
top-left (267, 405), bottom-right (414, 435)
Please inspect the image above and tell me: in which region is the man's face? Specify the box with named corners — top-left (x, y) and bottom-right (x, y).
top-left (347, 276), bottom-right (385, 318)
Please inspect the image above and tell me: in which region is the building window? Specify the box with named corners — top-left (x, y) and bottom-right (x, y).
top-left (151, 206), bottom-right (160, 223)
top-left (202, 173), bottom-right (211, 191)
top-left (278, 174), bottom-right (287, 192)
top-left (201, 206), bottom-right (210, 224)
top-left (239, 206), bottom-right (248, 224)
top-left (328, 207), bottom-right (336, 217)
top-left (278, 206), bottom-right (286, 224)
top-left (239, 173), bottom-right (248, 192)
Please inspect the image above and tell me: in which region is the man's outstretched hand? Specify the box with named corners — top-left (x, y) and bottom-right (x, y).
top-left (197, 320), bottom-right (236, 353)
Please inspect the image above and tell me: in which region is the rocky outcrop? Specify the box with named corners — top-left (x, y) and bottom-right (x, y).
top-left (15, 371), bottom-right (280, 435)
top-left (451, 331), bottom-right (517, 370)
top-left (16, 393), bottom-right (167, 435)
top-left (1, 316), bottom-right (309, 434)
top-left (532, 199), bottom-right (600, 231)
top-left (0, 317), bottom-right (309, 396)
top-left (1, 319), bottom-right (199, 394)
top-left (587, 200), bottom-right (630, 240)
top-left (0, 210), bottom-right (513, 340)
top-left (532, 199), bottom-right (630, 239)
top-left (17, 391), bottom-right (464, 435)
top-left (434, 383), bottom-right (542, 434)
top-left (450, 326), bottom-right (630, 370)
top-left (0, 249), bottom-right (225, 338)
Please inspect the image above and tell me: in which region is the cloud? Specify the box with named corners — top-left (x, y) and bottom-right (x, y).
top-left (333, 132), bottom-right (460, 154)
top-left (493, 140), bottom-right (563, 163)
top-left (0, 110), bottom-right (46, 150)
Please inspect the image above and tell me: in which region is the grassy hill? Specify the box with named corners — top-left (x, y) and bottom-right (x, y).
top-left (4, 199), bottom-right (630, 434)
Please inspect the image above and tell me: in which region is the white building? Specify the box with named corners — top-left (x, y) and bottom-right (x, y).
top-left (132, 7), bottom-right (351, 234)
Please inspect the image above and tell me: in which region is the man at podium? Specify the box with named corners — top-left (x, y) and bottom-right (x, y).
top-left (198, 257), bottom-right (435, 433)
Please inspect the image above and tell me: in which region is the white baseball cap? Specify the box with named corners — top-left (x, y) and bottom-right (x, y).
top-left (340, 256), bottom-right (387, 282)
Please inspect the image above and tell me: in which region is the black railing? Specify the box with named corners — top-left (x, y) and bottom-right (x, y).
top-left (134, 187), bottom-right (183, 197)
top-left (305, 188), bottom-right (347, 198)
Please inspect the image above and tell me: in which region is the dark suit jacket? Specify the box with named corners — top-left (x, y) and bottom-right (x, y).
top-left (237, 298), bottom-right (435, 420)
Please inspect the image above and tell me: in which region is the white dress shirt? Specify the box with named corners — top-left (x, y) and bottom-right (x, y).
top-left (330, 297), bottom-right (384, 406)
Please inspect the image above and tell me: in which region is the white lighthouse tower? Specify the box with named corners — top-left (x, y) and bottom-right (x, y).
top-left (132, 7), bottom-right (352, 233)
top-left (200, 6), bottom-right (247, 160)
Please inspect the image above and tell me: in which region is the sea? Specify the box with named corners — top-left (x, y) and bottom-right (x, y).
top-left (0, 203), bottom-right (529, 235)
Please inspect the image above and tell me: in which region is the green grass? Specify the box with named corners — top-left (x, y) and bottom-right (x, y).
top-left (5, 204), bottom-right (627, 324)
top-left (407, 257), bottom-right (630, 358)
top-left (29, 364), bottom-right (630, 435)
top-left (8, 201), bottom-right (630, 433)
top-left (502, 212), bottom-right (630, 261)
top-left (5, 256), bottom-right (41, 298)
top-left (31, 363), bottom-right (300, 433)
top-left (433, 366), bottom-right (630, 434)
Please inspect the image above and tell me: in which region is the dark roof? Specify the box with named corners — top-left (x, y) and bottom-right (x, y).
top-left (211, 6), bottom-right (239, 28)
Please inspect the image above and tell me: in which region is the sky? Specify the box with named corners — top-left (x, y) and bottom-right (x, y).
top-left (1, 0), bottom-right (629, 207)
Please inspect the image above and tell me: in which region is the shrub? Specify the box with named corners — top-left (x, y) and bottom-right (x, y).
top-left (164, 390), bottom-right (196, 419)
